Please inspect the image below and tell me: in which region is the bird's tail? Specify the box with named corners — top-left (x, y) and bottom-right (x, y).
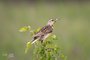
top-left (31, 35), bottom-right (40, 44)
top-left (31, 38), bottom-right (39, 44)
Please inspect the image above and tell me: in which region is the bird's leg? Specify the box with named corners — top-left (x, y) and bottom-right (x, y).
top-left (39, 35), bottom-right (44, 43)
top-left (40, 40), bottom-right (43, 43)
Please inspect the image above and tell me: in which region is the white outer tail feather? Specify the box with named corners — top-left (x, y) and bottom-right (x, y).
top-left (31, 34), bottom-right (51, 44)
top-left (31, 39), bottom-right (39, 44)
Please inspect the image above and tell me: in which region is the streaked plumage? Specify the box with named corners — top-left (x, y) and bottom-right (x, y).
top-left (31, 19), bottom-right (57, 44)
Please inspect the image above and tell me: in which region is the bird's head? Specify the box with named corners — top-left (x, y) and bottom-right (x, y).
top-left (47, 19), bottom-right (58, 26)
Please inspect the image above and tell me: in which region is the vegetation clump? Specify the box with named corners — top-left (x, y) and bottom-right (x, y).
top-left (19, 25), bottom-right (67, 60)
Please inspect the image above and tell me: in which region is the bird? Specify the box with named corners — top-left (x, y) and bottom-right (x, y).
top-left (31, 19), bottom-right (58, 44)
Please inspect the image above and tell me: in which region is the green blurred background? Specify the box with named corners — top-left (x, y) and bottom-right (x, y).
top-left (0, 1), bottom-right (90, 60)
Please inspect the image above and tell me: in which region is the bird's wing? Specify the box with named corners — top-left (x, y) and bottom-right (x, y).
top-left (40, 25), bottom-right (53, 34)
top-left (31, 32), bottom-right (44, 44)
top-left (33, 25), bottom-right (53, 37)
top-left (31, 25), bottom-right (53, 44)
top-left (33, 25), bottom-right (53, 40)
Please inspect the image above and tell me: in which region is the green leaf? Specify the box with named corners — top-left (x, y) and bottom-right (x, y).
top-left (60, 54), bottom-right (65, 59)
top-left (36, 27), bottom-right (41, 32)
top-left (25, 41), bottom-right (31, 54)
top-left (19, 26), bottom-right (31, 32)
top-left (51, 35), bottom-right (57, 40)
top-left (33, 27), bottom-right (41, 34)
top-left (30, 30), bottom-right (35, 36)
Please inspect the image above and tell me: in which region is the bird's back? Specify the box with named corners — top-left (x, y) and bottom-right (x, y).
top-left (40, 25), bottom-right (53, 34)
top-left (32, 25), bottom-right (53, 41)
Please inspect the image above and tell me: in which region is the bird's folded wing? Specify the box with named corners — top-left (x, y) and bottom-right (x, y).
top-left (40, 25), bottom-right (53, 34)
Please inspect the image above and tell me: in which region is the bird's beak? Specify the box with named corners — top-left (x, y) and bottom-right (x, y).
top-left (56, 19), bottom-right (58, 21)
top-left (55, 19), bottom-right (58, 22)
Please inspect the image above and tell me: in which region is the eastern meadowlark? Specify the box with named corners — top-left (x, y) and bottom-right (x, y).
top-left (31, 19), bottom-right (58, 44)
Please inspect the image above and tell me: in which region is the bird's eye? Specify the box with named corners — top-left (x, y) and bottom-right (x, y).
top-left (51, 20), bottom-right (54, 21)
